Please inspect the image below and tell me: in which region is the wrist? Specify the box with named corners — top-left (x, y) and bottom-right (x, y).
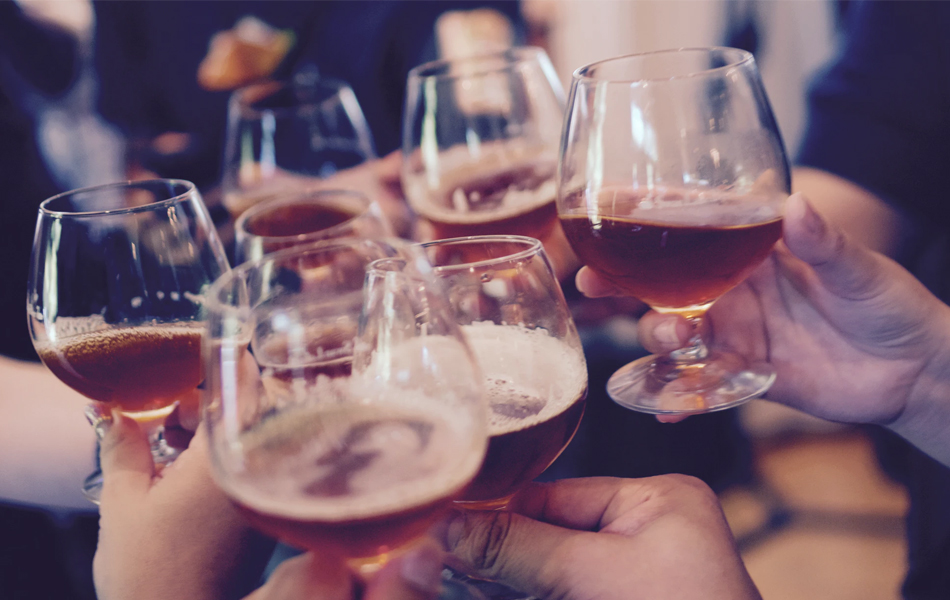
top-left (890, 307), bottom-right (950, 467)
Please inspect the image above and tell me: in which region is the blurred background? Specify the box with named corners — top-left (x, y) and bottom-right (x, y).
top-left (0, 1), bottom-right (911, 599)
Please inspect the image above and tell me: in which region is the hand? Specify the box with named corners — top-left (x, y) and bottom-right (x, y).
top-left (445, 476), bottom-right (761, 600)
top-left (580, 194), bottom-right (950, 462)
top-left (323, 150), bottom-right (414, 238)
top-left (244, 543), bottom-right (445, 600)
top-left (94, 412), bottom-right (275, 600)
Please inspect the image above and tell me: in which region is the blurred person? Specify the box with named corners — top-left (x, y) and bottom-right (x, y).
top-left (786, 2), bottom-right (950, 597)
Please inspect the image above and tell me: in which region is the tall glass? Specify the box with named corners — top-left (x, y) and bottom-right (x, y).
top-left (423, 235), bottom-right (587, 510)
top-left (27, 180), bottom-right (229, 501)
top-left (222, 75), bottom-right (376, 219)
top-left (204, 239), bottom-right (487, 577)
top-left (558, 48), bottom-right (788, 415)
top-left (402, 47), bottom-right (565, 241)
top-left (233, 189), bottom-right (392, 264)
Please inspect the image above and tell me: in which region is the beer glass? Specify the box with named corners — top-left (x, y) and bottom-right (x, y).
top-left (233, 189), bottom-right (392, 264)
top-left (204, 239), bottom-right (487, 577)
top-left (423, 235), bottom-right (587, 510)
top-left (222, 74), bottom-right (377, 219)
top-left (558, 48), bottom-right (789, 415)
top-left (28, 180), bottom-right (230, 501)
top-left (402, 47), bottom-right (565, 241)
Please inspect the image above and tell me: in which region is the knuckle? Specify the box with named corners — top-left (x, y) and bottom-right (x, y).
top-left (465, 510), bottom-right (515, 573)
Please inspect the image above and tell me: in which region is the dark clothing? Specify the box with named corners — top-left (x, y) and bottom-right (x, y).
top-left (0, 3), bottom-right (78, 361)
top-left (798, 2), bottom-right (950, 597)
top-left (93, 0), bottom-right (522, 189)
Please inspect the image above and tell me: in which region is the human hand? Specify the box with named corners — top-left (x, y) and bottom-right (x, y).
top-left (243, 543), bottom-right (444, 600)
top-left (93, 412), bottom-right (275, 600)
top-left (445, 476), bottom-right (761, 600)
top-left (322, 150), bottom-right (414, 238)
top-left (580, 194), bottom-right (950, 460)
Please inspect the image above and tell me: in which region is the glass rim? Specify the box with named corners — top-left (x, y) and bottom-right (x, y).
top-left (408, 46), bottom-right (550, 82)
top-left (206, 236), bottom-right (410, 311)
top-left (420, 235), bottom-right (543, 272)
top-left (230, 76), bottom-right (355, 119)
top-left (572, 46), bottom-right (754, 85)
top-left (38, 179), bottom-right (198, 218)
top-left (234, 188), bottom-right (373, 244)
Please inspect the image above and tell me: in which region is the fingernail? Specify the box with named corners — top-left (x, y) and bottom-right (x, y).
top-left (84, 404), bottom-right (114, 441)
top-left (400, 545), bottom-right (443, 593)
top-left (442, 511), bottom-right (465, 550)
top-left (654, 318), bottom-right (680, 347)
top-left (789, 194), bottom-right (825, 237)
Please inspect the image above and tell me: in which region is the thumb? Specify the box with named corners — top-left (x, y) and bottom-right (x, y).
top-left (364, 542), bottom-right (444, 600)
top-left (99, 408), bottom-right (154, 507)
top-left (782, 193), bottom-right (886, 300)
top-left (444, 509), bottom-right (589, 597)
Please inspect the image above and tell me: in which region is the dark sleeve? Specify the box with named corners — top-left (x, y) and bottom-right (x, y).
top-left (797, 0), bottom-right (950, 225)
top-left (0, 1), bottom-right (78, 96)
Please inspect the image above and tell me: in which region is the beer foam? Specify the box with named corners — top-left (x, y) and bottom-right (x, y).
top-left (461, 322), bottom-right (588, 436)
top-left (221, 399), bottom-right (484, 522)
top-left (39, 319), bottom-right (202, 352)
top-left (582, 186), bottom-right (783, 227)
top-left (406, 141), bottom-right (557, 224)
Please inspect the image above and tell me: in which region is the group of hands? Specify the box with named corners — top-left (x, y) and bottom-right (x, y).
top-left (95, 153), bottom-right (950, 600)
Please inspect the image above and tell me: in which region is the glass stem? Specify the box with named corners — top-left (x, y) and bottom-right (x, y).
top-left (668, 316), bottom-right (708, 363)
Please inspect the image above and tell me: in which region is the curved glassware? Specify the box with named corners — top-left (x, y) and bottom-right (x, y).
top-left (222, 75), bottom-right (377, 219)
top-left (233, 189), bottom-right (392, 264)
top-left (402, 47), bottom-right (565, 241)
top-left (557, 48), bottom-right (789, 415)
top-left (423, 235), bottom-right (587, 510)
top-left (204, 238), bottom-right (487, 577)
top-left (27, 179), bottom-right (230, 501)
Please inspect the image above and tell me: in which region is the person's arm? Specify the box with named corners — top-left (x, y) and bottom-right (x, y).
top-left (585, 194), bottom-right (950, 465)
top-left (0, 356), bottom-right (97, 510)
top-left (792, 167), bottom-right (912, 258)
top-left (445, 476), bottom-right (761, 600)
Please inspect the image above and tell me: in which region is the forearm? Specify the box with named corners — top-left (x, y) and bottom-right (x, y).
top-left (792, 167), bottom-right (912, 258)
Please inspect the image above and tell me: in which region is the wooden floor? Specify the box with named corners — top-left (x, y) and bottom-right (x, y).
top-left (720, 428), bottom-right (908, 600)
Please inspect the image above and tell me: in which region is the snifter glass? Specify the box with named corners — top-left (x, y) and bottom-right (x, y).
top-left (222, 75), bottom-right (377, 219)
top-left (402, 47), bottom-right (566, 241)
top-left (27, 179), bottom-right (230, 502)
top-left (557, 48), bottom-right (789, 415)
top-left (203, 239), bottom-right (487, 578)
top-left (423, 235), bottom-right (587, 510)
top-left (233, 189), bottom-right (392, 264)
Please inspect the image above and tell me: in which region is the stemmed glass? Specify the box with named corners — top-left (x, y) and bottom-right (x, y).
top-left (423, 235), bottom-right (587, 510)
top-left (222, 74), bottom-right (377, 219)
top-left (402, 47), bottom-right (565, 241)
top-left (233, 189), bottom-right (392, 264)
top-left (27, 179), bottom-right (230, 501)
top-left (557, 47), bottom-right (789, 415)
top-left (203, 239), bottom-right (487, 579)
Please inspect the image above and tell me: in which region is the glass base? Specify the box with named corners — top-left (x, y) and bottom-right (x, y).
top-left (606, 351), bottom-right (775, 415)
top-left (82, 469), bottom-right (103, 505)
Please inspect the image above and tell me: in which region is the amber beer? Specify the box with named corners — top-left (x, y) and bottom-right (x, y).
top-left (36, 324), bottom-right (202, 414)
top-left (222, 402), bottom-right (483, 562)
top-left (413, 161), bottom-right (559, 241)
top-left (456, 322), bottom-right (588, 508)
top-left (242, 203), bottom-right (357, 238)
top-left (560, 188), bottom-right (783, 311)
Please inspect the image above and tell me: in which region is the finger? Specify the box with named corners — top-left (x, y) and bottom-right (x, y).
top-left (575, 267), bottom-right (624, 298)
top-left (783, 193), bottom-right (889, 301)
top-left (364, 542), bottom-right (444, 600)
top-left (636, 311), bottom-right (694, 354)
top-left (244, 553), bottom-right (352, 600)
top-left (507, 477), bottom-right (661, 531)
top-left (99, 409), bottom-right (154, 506)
